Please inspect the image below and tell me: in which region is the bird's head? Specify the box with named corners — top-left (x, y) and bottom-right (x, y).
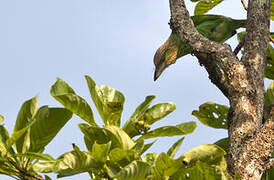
top-left (153, 34), bottom-right (180, 81)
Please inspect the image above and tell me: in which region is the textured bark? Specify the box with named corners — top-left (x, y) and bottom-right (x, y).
top-left (168, 0), bottom-right (273, 179)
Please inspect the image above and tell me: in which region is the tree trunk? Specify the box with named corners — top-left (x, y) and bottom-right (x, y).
top-left (168, 0), bottom-right (273, 179)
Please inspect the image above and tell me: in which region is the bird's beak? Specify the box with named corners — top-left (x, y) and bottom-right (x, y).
top-left (154, 60), bottom-right (167, 81)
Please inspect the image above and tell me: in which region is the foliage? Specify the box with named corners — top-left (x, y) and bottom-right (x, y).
top-left (1, 0), bottom-right (274, 179)
top-left (0, 96), bottom-right (72, 180)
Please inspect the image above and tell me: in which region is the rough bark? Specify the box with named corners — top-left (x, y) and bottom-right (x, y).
top-left (168, 0), bottom-right (273, 179)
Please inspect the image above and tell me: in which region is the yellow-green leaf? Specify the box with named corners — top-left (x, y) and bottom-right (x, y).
top-left (179, 144), bottom-right (226, 166)
top-left (50, 78), bottom-right (97, 126)
top-left (85, 75), bottom-right (125, 127)
top-left (192, 102), bottom-right (228, 129)
top-left (139, 121), bottom-right (196, 140)
top-left (194, 0), bottom-right (223, 15)
top-left (265, 82), bottom-right (274, 108)
top-left (13, 96), bottom-right (38, 153)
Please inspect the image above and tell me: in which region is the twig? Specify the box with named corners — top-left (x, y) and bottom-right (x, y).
top-left (7, 158), bottom-right (43, 180)
top-left (268, 37), bottom-right (273, 45)
top-left (241, 0), bottom-right (248, 10)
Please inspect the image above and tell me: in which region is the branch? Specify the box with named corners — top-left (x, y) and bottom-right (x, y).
top-left (169, 0), bottom-right (246, 98)
top-left (169, 0), bottom-right (272, 178)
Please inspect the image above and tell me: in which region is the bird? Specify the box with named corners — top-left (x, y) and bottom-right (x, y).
top-left (153, 15), bottom-right (246, 81)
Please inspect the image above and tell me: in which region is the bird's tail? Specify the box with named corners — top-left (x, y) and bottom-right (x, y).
top-left (232, 19), bottom-right (246, 29)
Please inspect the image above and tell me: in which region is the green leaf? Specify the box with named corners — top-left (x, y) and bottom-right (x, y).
top-left (79, 124), bottom-right (135, 151)
top-left (167, 137), bottom-right (185, 158)
top-left (91, 141), bottom-right (111, 163)
top-left (0, 125), bottom-right (10, 155)
top-left (271, 0), bottom-right (274, 20)
top-left (179, 144), bottom-right (226, 166)
top-left (123, 96), bottom-right (155, 137)
top-left (133, 139), bottom-right (144, 154)
top-left (79, 124), bottom-right (110, 151)
top-left (6, 124), bottom-right (31, 152)
top-left (50, 78), bottom-right (97, 126)
top-left (265, 82), bottom-right (274, 109)
top-left (237, 31), bottom-right (245, 42)
top-left (141, 140), bottom-right (157, 155)
top-left (85, 75), bottom-right (125, 126)
top-left (15, 152), bottom-right (55, 161)
top-left (53, 149), bottom-right (97, 177)
top-left (153, 153), bottom-right (182, 179)
top-left (192, 102), bottom-right (228, 129)
top-left (104, 125), bottom-right (135, 150)
top-left (170, 160), bottom-right (229, 180)
top-left (143, 153), bottom-right (158, 166)
top-left (109, 148), bottom-right (139, 167)
top-left (214, 137), bottom-right (229, 152)
top-left (28, 106), bottom-right (73, 152)
top-left (13, 96), bottom-right (38, 153)
top-left (33, 160), bottom-right (57, 173)
top-left (194, 0), bottom-right (223, 15)
top-left (0, 115), bottom-right (3, 123)
top-left (130, 96), bottom-right (156, 120)
top-left (115, 161), bottom-right (151, 180)
top-left (139, 121), bottom-right (196, 140)
top-left (266, 45), bottom-right (274, 80)
top-left (44, 175), bottom-right (52, 180)
top-left (144, 102), bottom-right (176, 125)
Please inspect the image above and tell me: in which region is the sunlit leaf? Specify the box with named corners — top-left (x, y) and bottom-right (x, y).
top-left (179, 144), bottom-right (226, 166)
top-left (141, 140), bottom-right (157, 155)
top-left (237, 31), bottom-right (245, 42)
top-left (79, 124), bottom-right (110, 151)
top-left (0, 125), bottom-right (10, 155)
top-left (143, 153), bottom-right (158, 166)
top-left (55, 149), bottom-right (98, 178)
top-left (123, 95), bottom-right (155, 137)
top-left (153, 153), bottom-right (182, 179)
top-left (192, 102), bottom-right (228, 129)
top-left (50, 78), bottom-right (97, 126)
top-left (91, 141), bottom-right (111, 163)
top-left (167, 137), bottom-right (185, 158)
top-left (194, 0), bottom-right (223, 15)
top-left (33, 160), bottom-right (56, 173)
top-left (0, 115), bottom-right (3, 123)
top-left (170, 160), bottom-right (229, 180)
top-left (109, 148), bottom-right (138, 168)
top-left (265, 82), bottom-right (274, 109)
top-left (15, 152), bottom-right (55, 161)
top-left (85, 75), bottom-right (125, 126)
top-left (13, 96), bottom-right (38, 153)
top-left (28, 106), bottom-right (73, 152)
top-left (104, 125), bottom-right (135, 150)
top-left (214, 137), bottom-right (228, 152)
top-left (139, 121), bottom-right (196, 140)
top-left (144, 103), bottom-right (176, 125)
top-left (6, 125), bottom-right (31, 152)
top-left (115, 161), bottom-right (151, 180)
top-left (79, 124), bottom-right (135, 151)
top-left (133, 139), bottom-right (144, 154)
top-left (271, 0), bottom-right (274, 20)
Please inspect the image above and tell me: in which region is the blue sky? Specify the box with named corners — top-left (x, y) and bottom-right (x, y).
top-left (0, 0), bottom-right (272, 179)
